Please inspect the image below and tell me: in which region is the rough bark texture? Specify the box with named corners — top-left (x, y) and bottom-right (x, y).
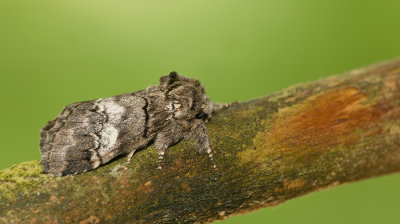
top-left (1, 59), bottom-right (400, 224)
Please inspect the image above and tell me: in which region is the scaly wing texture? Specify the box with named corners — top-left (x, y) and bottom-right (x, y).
top-left (40, 95), bottom-right (147, 176)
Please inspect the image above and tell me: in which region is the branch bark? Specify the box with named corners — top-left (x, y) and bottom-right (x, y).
top-left (1, 59), bottom-right (400, 224)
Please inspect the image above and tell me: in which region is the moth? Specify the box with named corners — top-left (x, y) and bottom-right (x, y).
top-left (40, 72), bottom-right (227, 176)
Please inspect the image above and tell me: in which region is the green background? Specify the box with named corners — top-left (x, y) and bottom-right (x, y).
top-left (1, 0), bottom-right (400, 223)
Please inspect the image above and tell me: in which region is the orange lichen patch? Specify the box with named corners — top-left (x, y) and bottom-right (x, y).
top-left (274, 178), bottom-right (306, 193)
top-left (270, 87), bottom-right (387, 149)
top-left (240, 86), bottom-right (390, 166)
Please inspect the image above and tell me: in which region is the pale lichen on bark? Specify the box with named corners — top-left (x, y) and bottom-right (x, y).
top-left (1, 58), bottom-right (400, 224)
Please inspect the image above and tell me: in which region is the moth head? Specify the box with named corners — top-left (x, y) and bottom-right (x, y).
top-left (160, 72), bottom-right (212, 121)
top-left (196, 95), bottom-right (212, 121)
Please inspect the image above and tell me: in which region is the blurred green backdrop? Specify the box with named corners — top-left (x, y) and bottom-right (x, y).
top-left (1, 0), bottom-right (400, 223)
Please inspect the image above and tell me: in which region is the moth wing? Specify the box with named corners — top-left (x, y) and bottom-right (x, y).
top-left (98, 95), bottom-right (148, 162)
top-left (40, 95), bottom-right (147, 176)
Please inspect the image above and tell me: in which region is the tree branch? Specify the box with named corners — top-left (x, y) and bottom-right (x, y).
top-left (1, 59), bottom-right (400, 224)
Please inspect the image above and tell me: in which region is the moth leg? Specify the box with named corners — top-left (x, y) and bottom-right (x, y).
top-left (206, 147), bottom-right (217, 170)
top-left (156, 147), bottom-right (167, 170)
top-left (124, 149), bottom-right (137, 170)
top-left (154, 125), bottom-right (183, 169)
top-left (188, 123), bottom-right (217, 169)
